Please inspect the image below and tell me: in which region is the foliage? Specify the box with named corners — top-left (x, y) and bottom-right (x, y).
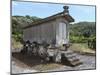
top-left (87, 35), bottom-right (96, 49)
top-left (12, 15), bottom-right (41, 42)
top-left (70, 36), bottom-right (87, 43)
top-left (69, 22), bottom-right (96, 42)
top-left (69, 22), bottom-right (96, 49)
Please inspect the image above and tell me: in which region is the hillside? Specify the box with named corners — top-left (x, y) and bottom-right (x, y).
top-left (12, 15), bottom-right (41, 41)
top-left (69, 22), bottom-right (96, 43)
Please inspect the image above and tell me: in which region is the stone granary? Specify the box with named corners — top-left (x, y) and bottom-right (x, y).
top-left (22, 6), bottom-right (82, 66)
top-left (23, 6), bottom-right (74, 47)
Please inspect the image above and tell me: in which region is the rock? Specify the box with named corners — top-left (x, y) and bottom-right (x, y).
top-left (53, 50), bottom-right (61, 63)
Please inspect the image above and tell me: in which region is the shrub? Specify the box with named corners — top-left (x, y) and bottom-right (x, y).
top-left (70, 36), bottom-right (87, 43)
top-left (87, 35), bottom-right (96, 49)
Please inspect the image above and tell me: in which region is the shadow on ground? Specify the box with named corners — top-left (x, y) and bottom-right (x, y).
top-left (12, 52), bottom-right (52, 67)
top-left (12, 52), bottom-right (75, 68)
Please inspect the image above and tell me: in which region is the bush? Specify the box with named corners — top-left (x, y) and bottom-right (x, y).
top-left (12, 33), bottom-right (23, 42)
top-left (70, 36), bottom-right (87, 43)
top-left (87, 36), bottom-right (96, 49)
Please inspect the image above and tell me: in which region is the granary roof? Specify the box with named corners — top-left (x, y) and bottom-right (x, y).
top-left (23, 6), bottom-right (74, 29)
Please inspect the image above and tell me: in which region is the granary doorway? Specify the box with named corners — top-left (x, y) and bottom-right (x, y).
top-left (57, 22), bottom-right (67, 46)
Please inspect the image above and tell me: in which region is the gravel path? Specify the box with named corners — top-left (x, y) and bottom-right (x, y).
top-left (12, 53), bottom-right (96, 74)
top-left (12, 58), bottom-right (38, 74)
top-left (44, 54), bottom-right (96, 72)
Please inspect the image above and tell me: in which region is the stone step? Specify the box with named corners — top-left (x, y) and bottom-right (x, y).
top-left (61, 50), bottom-right (82, 66)
top-left (64, 51), bottom-right (76, 54)
top-left (70, 60), bottom-right (82, 66)
top-left (65, 56), bottom-right (82, 66)
top-left (68, 57), bottom-right (79, 62)
top-left (65, 53), bottom-right (77, 58)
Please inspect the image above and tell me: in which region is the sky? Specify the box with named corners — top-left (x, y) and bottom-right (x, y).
top-left (12, 1), bottom-right (96, 23)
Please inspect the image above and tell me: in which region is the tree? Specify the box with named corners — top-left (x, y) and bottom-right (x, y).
top-left (12, 15), bottom-right (41, 42)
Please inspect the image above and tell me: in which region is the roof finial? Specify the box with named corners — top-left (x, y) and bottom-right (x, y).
top-left (63, 6), bottom-right (69, 13)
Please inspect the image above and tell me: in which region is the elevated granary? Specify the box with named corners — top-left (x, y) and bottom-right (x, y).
top-left (23, 6), bottom-right (74, 46)
top-left (22, 6), bottom-right (82, 66)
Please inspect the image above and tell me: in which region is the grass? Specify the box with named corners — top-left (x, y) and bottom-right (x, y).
top-left (69, 43), bottom-right (95, 54)
top-left (12, 38), bottom-right (23, 49)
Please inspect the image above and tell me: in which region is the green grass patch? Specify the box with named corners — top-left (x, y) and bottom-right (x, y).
top-left (69, 43), bottom-right (95, 54)
top-left (12, 38), bottom-right (23, 49)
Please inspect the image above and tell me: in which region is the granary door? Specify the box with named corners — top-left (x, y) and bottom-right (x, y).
top-left (56, 22), bottom-right (67, 46)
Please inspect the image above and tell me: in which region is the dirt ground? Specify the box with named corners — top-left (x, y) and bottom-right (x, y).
top-left (11, 51), bottom-right (96, 74)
